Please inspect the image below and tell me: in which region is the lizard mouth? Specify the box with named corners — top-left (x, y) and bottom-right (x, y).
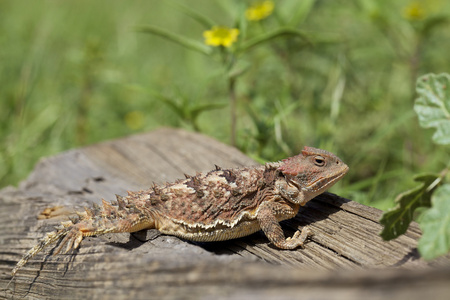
top-left (288, 165), bottom-right (349, 193)
top-left (307, 167), bottom-right (349, 192)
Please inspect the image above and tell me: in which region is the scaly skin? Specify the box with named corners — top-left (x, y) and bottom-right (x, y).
top-left (12, 146), bottom-right (348, 277)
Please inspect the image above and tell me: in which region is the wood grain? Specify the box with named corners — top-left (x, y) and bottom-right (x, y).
top-left (1, 128), bottom-right (449, 299)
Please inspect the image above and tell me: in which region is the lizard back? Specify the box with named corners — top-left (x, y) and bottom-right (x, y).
top-left (131, 165), bottom-right (280, 228)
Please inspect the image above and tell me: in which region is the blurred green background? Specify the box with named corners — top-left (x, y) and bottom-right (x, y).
top-left (1, 0), bottom-right (449, 210)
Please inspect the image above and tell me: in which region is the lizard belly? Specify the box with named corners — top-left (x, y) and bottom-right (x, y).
top-left (157, 219), bottom-right (262, 242)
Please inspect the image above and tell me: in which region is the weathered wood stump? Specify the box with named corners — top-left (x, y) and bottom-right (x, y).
top-left (1, 128), bottom-right (449, 299)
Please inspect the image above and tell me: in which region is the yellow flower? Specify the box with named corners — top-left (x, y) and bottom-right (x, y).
top-left (245, 1), bottom-right (275, 21)
top-left (403, 1), bottom-right (426, 21)
top-left (203, 26), bottom-right (240, 47)
top-left (124, 111), bottom-right (145, 130)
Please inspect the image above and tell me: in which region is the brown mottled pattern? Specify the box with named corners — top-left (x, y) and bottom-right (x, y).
top-left (141, 166), bottom-right (275, 226)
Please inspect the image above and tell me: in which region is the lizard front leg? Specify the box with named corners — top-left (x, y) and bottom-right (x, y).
top-left (256, 201), bottom-right (310, 249)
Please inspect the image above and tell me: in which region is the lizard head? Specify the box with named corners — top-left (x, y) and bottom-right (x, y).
top-left (278, 146), bottom-right (349, 202)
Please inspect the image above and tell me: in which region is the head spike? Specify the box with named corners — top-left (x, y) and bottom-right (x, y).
top-left (301, 146), bottom-right (336, 157)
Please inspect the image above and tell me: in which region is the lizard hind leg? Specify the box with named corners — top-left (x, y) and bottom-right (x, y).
top-left (11, 225), bottom-right (73, 277)
top-left (12, 220), bottom-right (114, 277)
top-left (12, 196), bottom-right (154, 277)
top-left (11, 219), bottom-right (106, 277)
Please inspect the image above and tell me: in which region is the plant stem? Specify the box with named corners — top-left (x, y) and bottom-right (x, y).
top-left (229, 76), bottom-right (237, 146)
top-left (76, 76), bottom-right (92, 146)
top-left (426, 166), bottom-right (450, 193)
top-left (409, 35), bottom-right (423, 96)
top-left (222, 46), bottom-right (238, 147)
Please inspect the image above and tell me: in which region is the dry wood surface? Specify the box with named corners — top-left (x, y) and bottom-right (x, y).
top-left (0, 128), bottom-right (449, 299)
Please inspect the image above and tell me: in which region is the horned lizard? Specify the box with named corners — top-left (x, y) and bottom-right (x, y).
top-left (12, 146), bottom-right (348, 276)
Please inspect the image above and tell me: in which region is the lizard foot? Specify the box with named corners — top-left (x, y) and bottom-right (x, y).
top-left (284, 226), bottom-right (311, 249)
top-left (53, 224), bottom-right (84, 255)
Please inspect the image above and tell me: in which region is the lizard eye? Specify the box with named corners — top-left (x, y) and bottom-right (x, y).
top-left (314, 156), bottom-right (325, 167)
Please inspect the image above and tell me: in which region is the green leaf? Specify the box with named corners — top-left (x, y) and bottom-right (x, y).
top-left (418, 184), bottom-right (450, 260)
top-left (414, 73), bottom-right (450, 145)
top-left (380, 174), bottom-right (439, 241)
top-left (136, 25), bottom-right (212, 56)
top-left (421, 15), bottom-right (449, 36)
top-left (227, 60), bottom-right (251, 80)
top-left (189, 102), bottom-right (227, 120)
top-left (153, 94), bottom-right (184, 119)
top-left (148, 90), bottom-right (225, 131)
top-left (288, 0), bottom-right (316, 26)
top-left (170, 3), bottom-right (215, 29)
top-left (237, 28), bottom-right (310, 54)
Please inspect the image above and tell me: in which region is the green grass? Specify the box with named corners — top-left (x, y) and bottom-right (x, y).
top-left (1, 0), bottom-right (449, 210)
